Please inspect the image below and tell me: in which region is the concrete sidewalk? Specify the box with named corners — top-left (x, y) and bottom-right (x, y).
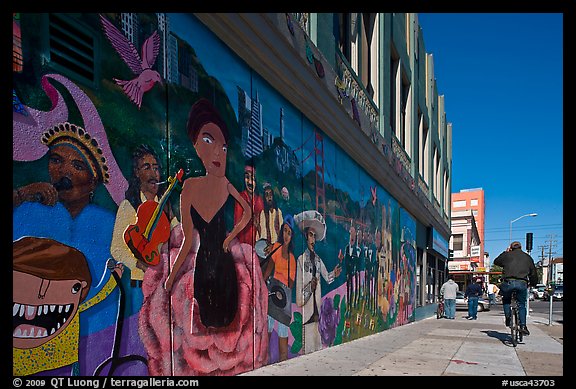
top-left (241, 307), bottom-right (563, 376)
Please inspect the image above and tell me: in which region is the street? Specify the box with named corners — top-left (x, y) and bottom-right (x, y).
top-left (490, 298), bottom-right (562, 324)
top-left (528, 299), bottom-right (563, 324)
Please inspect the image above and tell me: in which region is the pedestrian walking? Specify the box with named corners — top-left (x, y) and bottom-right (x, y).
top-left (487, 282), bottom-right (499, 305)
top-left (464, 278), bottom-right (483, 320)
top-left (439, 275), bottom-right (459, 319)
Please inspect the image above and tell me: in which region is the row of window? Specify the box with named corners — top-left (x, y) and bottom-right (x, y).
top-left (330, 13), bottom-right (451, 215)
top-left (453, 199), bottom-right (479, 208)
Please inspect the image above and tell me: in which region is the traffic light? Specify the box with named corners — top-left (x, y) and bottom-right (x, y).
top-left (526, 232), bottom-right (533, 252)
top-left (448, 249), bottom-right (454, 259)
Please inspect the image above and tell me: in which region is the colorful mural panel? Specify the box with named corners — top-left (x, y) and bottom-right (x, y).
top-left (246, 73), bottom-right (304, 364)
top-left (13, 12), bottom-right (417, 377)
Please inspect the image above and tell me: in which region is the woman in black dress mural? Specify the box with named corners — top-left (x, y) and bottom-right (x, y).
top-left (164, 98), bottom-right (251, 328)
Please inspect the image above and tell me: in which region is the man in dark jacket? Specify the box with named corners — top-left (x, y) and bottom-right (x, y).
top-left (464, 278), bottom-right (483, 320)
top-left (493, 241), bottom-right (539, 335)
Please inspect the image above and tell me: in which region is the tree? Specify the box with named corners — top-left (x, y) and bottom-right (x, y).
top-left (489, 264), bottom-right (503, 284)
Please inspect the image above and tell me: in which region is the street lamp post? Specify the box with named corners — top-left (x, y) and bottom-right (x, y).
top-left (509, 213), bottom-right (538, 244)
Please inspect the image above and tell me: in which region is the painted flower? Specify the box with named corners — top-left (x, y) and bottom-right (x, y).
top-left (319, 297), bottom-right (339, 347)
top-left (139, 224), bottom-right (269, 375)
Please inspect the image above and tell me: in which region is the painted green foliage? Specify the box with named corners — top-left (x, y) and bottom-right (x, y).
top-left (289, 312), bottom-right (303, 354)
top-left (333, 294), bottom-right (347, 346)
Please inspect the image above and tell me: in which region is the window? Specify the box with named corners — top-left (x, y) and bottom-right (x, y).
top-left (444, 171), bottom-right (450, 212)
top-left (433, 146), bottom-right (440, 199)
top-left (471, 199), bottom-right (478, 206)
top-left (405, 14), bottom-right (411, 56)
top-left (371, 15), bottom-right (380, 108)
top-left (418, 110), bottom-right (425, 172)
top-left (453, 200), bottom-right (466, 208)
top-left (400, 70), bottom-right (410, 148)
top-left (121, 13), bottom-right (135, 43)
top-left (46, 13), bottom-right (98, 86)
top-left (435, 157), bottom-right (441, 200)
top-left (390, 45), bottom-right (399, 133)
top-left (335, 13), bottom-right (351, 63)
top-left (425, 54), bottom-right (434, 111)
top-left (335, 13), bottom-right (359, 74)
top-left (419, 113), bottom-right (430, 185)
top-left (178, 40), bottom-right (191, 77)
top-left (360, 14), bottom-right (373, 97)
top-left (356, 13), bottom-right (381, 110)
top-left (453, 234), bottom-right (463, 251)
top-left (392, 55), bottom-right (412, 160)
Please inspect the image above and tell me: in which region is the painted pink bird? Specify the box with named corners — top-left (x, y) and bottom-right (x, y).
top-left (99, 14), bottom-right (162, 109)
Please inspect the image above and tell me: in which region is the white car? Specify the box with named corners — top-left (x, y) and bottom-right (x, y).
top-left (532, 284), bottom-right (547, 299)
top-left (455, 291), bottom-right (491, 312)
top-left (552, 285), bottom-right (563, 301)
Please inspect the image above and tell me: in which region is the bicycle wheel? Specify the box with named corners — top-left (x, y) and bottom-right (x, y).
top-left (517, 310), bottom-right (523, 343)
top-left (515, 309), bottom-right (523, 344)
top-left (510, 307), bottom-right (518, 347)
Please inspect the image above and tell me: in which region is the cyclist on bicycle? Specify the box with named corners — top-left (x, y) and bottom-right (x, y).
top-left (493, 241), bottom-right (538, 335)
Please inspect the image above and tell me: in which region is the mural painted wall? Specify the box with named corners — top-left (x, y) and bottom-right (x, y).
top-left (12, 13), bottom-right (416, 376)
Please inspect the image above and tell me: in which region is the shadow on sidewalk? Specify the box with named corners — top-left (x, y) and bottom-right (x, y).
top-left (482, 330), bottom-right (517, 347)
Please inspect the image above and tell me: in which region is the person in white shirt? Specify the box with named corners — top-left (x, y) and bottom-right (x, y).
top-left (487, 282), bottom-right (500, 305)
top-left (439, 275), bottom-right (459, 319)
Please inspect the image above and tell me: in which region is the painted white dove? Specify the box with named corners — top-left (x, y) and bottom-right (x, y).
top-left (99, 14), bottom-right (162, 109)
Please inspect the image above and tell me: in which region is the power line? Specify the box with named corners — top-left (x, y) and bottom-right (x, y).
top-left (483, 223), bottom-right (563, 233)
top-left (483, 235), bottom-right (563, 243)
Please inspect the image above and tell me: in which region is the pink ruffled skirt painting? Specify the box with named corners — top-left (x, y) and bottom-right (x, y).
top-left (139, 224), bottom-right (269, 375)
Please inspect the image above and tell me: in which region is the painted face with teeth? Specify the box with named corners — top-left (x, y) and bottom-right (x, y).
top-left (13, 237), bottom-right (91, 349)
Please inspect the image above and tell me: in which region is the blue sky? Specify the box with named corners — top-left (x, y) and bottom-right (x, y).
top-left (417, 13), bottom-right (563, 263)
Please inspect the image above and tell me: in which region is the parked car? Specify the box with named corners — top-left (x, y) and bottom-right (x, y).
top-left (542, 284), bottom-right (563, 301)
top-left (455, 291), bottom-right (491, 311)
top-left (532, 284), bottom-right (547, 299)
top-left (552, 285), bottom-right (563, 301)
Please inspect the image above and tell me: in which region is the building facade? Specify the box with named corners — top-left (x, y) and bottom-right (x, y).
top-left (540, 257), bottom-right (564, 286)
top-left (450, 188), bottom-right (486, 287)
top-left (13, 13), bottom-right (451, 376)
top-left (452, 188), bottom-right (485, 262)
top-left (449, 208), bottom-right (482, 289)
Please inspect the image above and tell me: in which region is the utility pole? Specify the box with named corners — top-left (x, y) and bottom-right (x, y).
top-left (537, 245), bottom-right (546, 283)
top-left (546, 235), bottom-right (557, 284)
top-left (545, 235), bottom-right (557, 326)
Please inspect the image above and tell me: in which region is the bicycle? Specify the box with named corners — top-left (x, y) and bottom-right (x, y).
top-left (509, 290), bottom-right (523, 347)
top-left (436, 297), bottom-right (445, 319)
